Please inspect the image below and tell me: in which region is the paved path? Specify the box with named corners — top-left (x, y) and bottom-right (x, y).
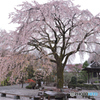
top-left (0, 84), bottom-right (39, 100)
top-left (0, 84), bottom-right (100, 100)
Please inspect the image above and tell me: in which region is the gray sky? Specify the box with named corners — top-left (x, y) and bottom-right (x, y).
top-left (0, 0), bottom-right (100, 31)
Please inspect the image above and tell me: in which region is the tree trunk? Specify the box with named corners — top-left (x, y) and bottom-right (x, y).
top-left (38, 80), bottom-right (41, 87)
top-left (21, 77), bottom-right (24, 88)
top-left (57, 63), bottom-right (64, 88)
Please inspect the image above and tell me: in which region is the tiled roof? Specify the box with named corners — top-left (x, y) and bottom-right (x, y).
top-left (87, 62), bottom-right (100, 68)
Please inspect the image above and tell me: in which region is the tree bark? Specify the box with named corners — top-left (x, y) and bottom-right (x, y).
top-left (38, 80), bottom-right (41, 87)
top-left (57, 62), bottom-right (64, 88)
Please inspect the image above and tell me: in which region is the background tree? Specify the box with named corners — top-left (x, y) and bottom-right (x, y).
top-left (8, 0), bottom-right (100, 88)
top-left (0, 53), bottom-right (35, 85)
top-left (77, 61), bottom-right (89, 83)
top-left (65, 64), bottom-right (82, 83)
top-left (63, 72), bottom-right (73, 86)
top-left (82, 61), bottom-right (89, 68)
top-left (26, 65), bottom-right (35, 79)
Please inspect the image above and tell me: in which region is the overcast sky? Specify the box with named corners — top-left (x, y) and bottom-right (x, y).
top-left (0, 0), bottom-right (100, 31)
top-left (0, 0), bottom-right (100, 63)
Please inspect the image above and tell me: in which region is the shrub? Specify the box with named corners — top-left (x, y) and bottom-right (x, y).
top-left (94, 81), bottom-right (98, 83)
top-left (26, 85), bottom-right (32, 89)
top-left (1, 81), bottom-right (4, 86)
top-left (1, 77), bottom-right (10, 86)
top-left (70, 76), bottom-right (77, 84)
top-left (29, 82), bottom-right (36, 88)
top-left (26, 82), bottom-right (36, 89)
top-left (68, 84), bottom-right (76, 89)
top-left (68, 83), bottom-right (99, 90)
top-left (77, 79), bottom-right (84, 84)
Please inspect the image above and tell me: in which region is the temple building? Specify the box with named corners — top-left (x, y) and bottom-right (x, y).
top-left (83, 61), bottom-right (100, 83)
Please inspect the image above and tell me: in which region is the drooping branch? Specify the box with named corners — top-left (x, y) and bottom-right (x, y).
top-left (4, 0), bottom-right (100, 88)
top-left (79, 50), bottom-right (99, 56)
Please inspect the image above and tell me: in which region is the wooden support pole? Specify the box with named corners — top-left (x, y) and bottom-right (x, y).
top-left (91, 72), bottom-right (92, 83)
top-left (98, 72), bottom-right (99, 83)
top-left (87, 72), bottom-right (89, 83)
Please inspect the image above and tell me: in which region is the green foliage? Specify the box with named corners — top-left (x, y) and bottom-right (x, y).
top-left (26, 82), bottom-right (36, 89)
top-left (26, 65), bottom-right (35, 79)
top-left (1, 81), bottom-right (4, 86)
top-left (77, 79), bottom-right (84, 84)
top-left (63, 72), bottom-right (73, 85)
top-left (82, 61), bottom-right (89, 68)
top-left (6, 71), bottom-right (12, 77)
top-left (26, 85), bottom-right (32, 89)
top-left (68, 83), bottom-right (99, 90)
top-left (1, 71), bottom-right (12, 86)
top-left (15, 77), bottom-right (18, 82)
top-left (78, 71), bottom-right (88, 83)
top-left (1, 77), bottom-right (10, 86)
top-left (70, 76), bottom-right (77, 84)
top-left (94, 81), bottom-right (98, 83)
top-left (68, 76), bottom-right (77, 88)
top-left (7, 77), bottom-right (10, 82)
top-left (29, 82), bottom-right (36, 87)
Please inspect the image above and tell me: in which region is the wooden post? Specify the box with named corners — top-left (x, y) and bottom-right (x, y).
top-left (91, 72), bottom-right (92, 83)
top-left (87, 72), bottom-right (89, 83)
top-left (97, 72), bottom-right (99, 83)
